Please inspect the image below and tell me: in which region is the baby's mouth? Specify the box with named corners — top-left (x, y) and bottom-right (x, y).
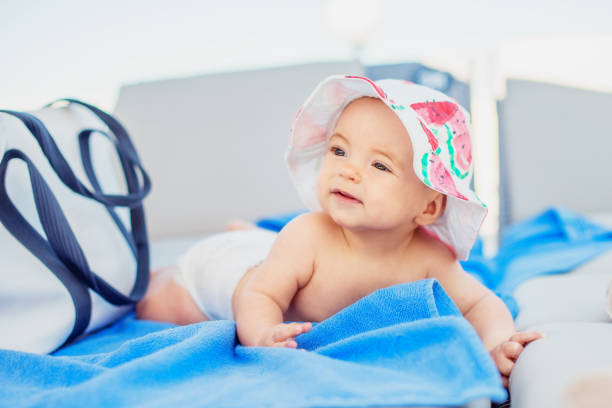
top-left (331, 189), bottom-right (363, 204)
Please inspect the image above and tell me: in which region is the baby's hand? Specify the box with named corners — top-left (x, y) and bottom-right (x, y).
top-left (490, 331), bottom-right (545, 388)
top-left (258, 322), bottom-right (312, 348)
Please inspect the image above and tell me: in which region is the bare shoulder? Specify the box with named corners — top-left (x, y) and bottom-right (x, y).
top-left (262, 212), bottom-right (333, 286)
top-left (415, 228), bottom-right (458, 276)
top-left (275, 211), bottom-right (336, 247)
top-left (418, 229), bottom-right (489, 314)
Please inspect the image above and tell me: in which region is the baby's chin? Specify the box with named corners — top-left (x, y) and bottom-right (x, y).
top-left (328, 209), bottom-right (417, 233)
top-left (330, 215), bottom-right (360, 230)
top-left (328, 211), bottom-right (381, 231)
top-left (322, 206), bottom-right (360, 228)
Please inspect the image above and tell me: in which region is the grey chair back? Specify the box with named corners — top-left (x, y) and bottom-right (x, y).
top-left (498, 79), bottom-right (612, 228)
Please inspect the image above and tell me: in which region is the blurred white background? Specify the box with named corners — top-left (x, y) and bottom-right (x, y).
top-left (3, 0), bottom-right (612, 110)
top-left (2, 0), bottom-right (612, 252)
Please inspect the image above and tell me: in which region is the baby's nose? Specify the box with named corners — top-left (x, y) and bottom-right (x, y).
top-left (339, 165), bottom-right (361, 183)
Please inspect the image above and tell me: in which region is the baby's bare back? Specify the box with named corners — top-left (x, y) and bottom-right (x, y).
top-left (235, 213), bottom-right (440, 323)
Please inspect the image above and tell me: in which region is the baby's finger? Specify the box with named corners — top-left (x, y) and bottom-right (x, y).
top-left (509, 331), bottom-right (545, 345)
top-left (502, 341), bottom-right (524, 361)
top-left (288, 322), bottom-right (309, 337)
top-left (283, 322), bottom-right (312, 340)
top-left (496, 356), bottom-right (514, 377)
top-left (272, 339), bottom-right (297, 348)
top-left (272, 324), bottom-right (297, 342)
top-left (298, 322), bottom-right (313, 334)
top-left (272, 322), bottom-right (313, 343)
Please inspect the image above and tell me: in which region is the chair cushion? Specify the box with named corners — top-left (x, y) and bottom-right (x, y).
top-left (513, 250), bottom-right (612, 330)
top-left (510, 322), bottom-right (612, 408)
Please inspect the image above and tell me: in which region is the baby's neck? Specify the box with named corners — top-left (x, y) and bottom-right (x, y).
top-left (339, 224), bottom-right (418, 259)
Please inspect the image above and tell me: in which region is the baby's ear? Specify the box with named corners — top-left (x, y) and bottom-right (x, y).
top-left (415, 193), bottom-right (447, 226)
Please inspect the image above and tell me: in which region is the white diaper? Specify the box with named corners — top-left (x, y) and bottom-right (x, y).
top-left (174, 229), bottom-right (278, 320)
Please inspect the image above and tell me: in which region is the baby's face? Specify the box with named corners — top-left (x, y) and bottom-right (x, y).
top-left (316, 97), bottom-right (435, 231)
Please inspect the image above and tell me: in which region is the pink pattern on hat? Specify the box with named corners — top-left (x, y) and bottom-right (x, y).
top-left (293, 113), bottom-right (328, 149)
top-left (345, 75), bottom-right (387, 100)
top-left (418, 119), bottom-right (439, 153)
top-left (410, 101), bottom-right (458, 126)
top-left (411, 100), bottom-right (472, 172)
top-left (447, 109), bottom-right (472, 171)
top-left (426, 153), bottom-right (467, 201)
top-left (292, 107), bottom-right (303, 124)
top-left (326, 81), bottom-right (351, 107)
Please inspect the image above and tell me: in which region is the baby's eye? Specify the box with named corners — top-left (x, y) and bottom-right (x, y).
top-left (331, 146), bottom-right (346, 157)
top-left (373, 162), bottom-right (390, 172)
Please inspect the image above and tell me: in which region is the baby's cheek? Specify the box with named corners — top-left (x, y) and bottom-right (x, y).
top-left (315, 171), bottom-right (329, 207)
top-left (369, 194), bottom-right (405, 222)
top-left (391, 187), bottom-right (424, 221)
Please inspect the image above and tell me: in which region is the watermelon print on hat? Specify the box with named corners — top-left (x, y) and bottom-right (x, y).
top-left (421, 152), bottom-right (467, 201)
top-left (411, 100), bottom-right (472, 178)
top-left (286, 75), bottom-right (487, 260)
top-left (418, 120), bottom-right (441, 154)
top-left (446, 110), bottom-right (472, 176)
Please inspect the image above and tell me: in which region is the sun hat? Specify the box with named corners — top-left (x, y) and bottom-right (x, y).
top-left (286, 75), bottom-right (487, 260)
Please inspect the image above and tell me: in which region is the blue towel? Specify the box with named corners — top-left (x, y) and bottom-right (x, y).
top-left (493, 207), bottom-right (612, 292)
top-left (0, 279), bottom-right (506, 407)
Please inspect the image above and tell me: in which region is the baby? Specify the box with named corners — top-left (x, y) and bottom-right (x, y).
top-left (137, 75), bottom-right (542, 387)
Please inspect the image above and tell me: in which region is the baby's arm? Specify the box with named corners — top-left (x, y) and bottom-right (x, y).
top-left (430, 261), bottom-right (514, 350)
top-left (233, 213), bottom-right (316, 347)
top-left (428, 258), bottom-right (543, 386)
